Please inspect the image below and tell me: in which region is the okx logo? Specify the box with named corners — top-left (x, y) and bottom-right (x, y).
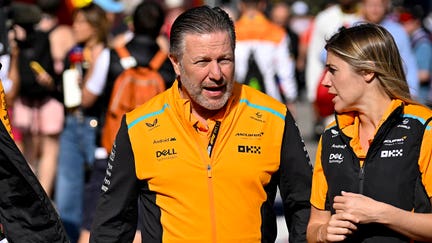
top-left (381, 149), bottom-right (403, 158)
top-left (238, 145), bottom-right (261, 154)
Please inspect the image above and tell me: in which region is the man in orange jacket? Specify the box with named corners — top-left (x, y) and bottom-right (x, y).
top-left (90, 6), bottom-right (312, 242)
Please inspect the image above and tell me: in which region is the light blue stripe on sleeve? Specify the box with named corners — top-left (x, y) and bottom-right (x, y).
top-left (239, 99), bottom-right (285, 120)
top-left (128, 103), bottom-right (170, 129)
top-left (403, 114), bottom-right (432, 130)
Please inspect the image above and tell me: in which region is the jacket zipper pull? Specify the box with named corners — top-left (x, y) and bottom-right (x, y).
top-left (207, 164), bottom-right (212, 178)
top-left (358, 166), bottom-right (365, 194)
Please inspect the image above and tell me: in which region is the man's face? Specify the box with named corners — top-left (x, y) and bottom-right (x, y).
top-left (271, 4), bottom-right (290, 27)
top-left (170, 31), bottom-right (235, 114)
top-left (362, 0), bottom-right (387, 24)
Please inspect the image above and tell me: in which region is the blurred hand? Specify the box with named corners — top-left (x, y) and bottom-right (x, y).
top-left (35, 71), bottom-right (54, 88)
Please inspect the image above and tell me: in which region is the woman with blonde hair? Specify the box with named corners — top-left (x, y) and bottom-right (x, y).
top-left (307, 23), bottom-right (432, 242)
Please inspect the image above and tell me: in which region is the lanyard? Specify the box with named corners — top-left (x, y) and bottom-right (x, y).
top-left (207, 121), bottom-right (221, 157)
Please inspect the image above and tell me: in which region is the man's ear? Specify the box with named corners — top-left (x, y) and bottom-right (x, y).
top-left (169, 54), bottom-right (181, 77)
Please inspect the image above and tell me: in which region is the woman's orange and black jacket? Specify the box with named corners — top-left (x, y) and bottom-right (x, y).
top-left (311, 100), bottom-right (432, 242)
top-left (90, 81), bottom-right (312, 243)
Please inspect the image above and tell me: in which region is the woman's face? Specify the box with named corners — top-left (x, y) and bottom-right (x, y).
top-left (321, 52), bottom-right (368, 113)
top-left (73, 11), bottom-right (95, 44)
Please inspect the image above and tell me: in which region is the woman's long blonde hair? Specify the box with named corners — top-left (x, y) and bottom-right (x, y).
top-left (325, 23), bottom-right (419, 105)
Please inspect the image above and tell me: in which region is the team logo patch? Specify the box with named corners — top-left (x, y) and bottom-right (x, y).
top-left (238, 145), bottom-right (261, 154)
top-left (250, 112), bottom-right (265, 123)
top-left (380, 149), bottom-right (403, 158)
top-left (146, 118), bottom-right (158, 127)
top-left (156, 148), bottom-right (178, 160)
top-left (329, 153), bottom-right (344, 164)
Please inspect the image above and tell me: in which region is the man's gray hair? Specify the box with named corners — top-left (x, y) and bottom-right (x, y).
top-left (169, 5), bottom-right (236, 58)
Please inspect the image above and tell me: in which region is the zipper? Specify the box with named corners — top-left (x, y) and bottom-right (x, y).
top-left (358, 165), bottom-right (365, 194)
top-left (207, 165), bottom-right (217, 243)
top-left (207, 164), bottom-right (212, 178)
top-left (190, 120), bottom-right (220, 243)
top-left (206, 121), bottom-right (220, 243)
top-left (195, 149), bottom-right (217, 243)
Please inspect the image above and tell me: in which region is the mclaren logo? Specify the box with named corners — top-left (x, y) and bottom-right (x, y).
top-left (238, 145), bottom-right (261, 154)
top-left (383, 136), bottom-right (406, 146)
top-left (235, 132), bottom-right (264, 138)
top-left (156, 148), bottom-right (177, 158)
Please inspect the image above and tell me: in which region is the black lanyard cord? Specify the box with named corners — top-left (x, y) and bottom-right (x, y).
top-left (207, 121), bottom-right (221, 157)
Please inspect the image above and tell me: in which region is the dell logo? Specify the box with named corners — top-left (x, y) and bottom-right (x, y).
top-left (156, 149), bottom-right (177, 158)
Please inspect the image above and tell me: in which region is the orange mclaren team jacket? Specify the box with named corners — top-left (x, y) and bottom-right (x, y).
top-left (311, 100), bottom-right (432, 242)
top-left (90, 81), bottom-right (312, 243)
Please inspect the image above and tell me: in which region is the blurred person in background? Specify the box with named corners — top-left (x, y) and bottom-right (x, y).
top-left (306, 0), bottom-right (362, 139)
top-left (31, 0), bottom-right (76, 198)
top-left (235, 0), bottom-right (298, 114)
top-left (9, 2), bottom-right (65, 198)
top-left (360, 0), bottom-right (419, 99)
top-left (399, 4), bottom-right (432, 106)
top-left (36, 0), bottom-right (76, 77)
top-left (0, 2), bottom-right (21, 153)
top-left (270, 1), bottom-right (303, 98)
top-left (54, 3), bottom-right (111, 242)
top-left (77, 1), bottom-right (175, 242)
top-left (67, 0), bottom-right (126, 47)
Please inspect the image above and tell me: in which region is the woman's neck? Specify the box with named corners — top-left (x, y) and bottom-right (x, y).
top-left (357, 95), bottom-right (392, 151)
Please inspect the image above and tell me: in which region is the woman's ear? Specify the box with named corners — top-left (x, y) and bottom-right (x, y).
top-left (363, 71), bottom-right (375, 83)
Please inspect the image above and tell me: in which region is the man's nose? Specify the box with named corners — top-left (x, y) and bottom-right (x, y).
top-left (208, 61), bottom-right (222, 80)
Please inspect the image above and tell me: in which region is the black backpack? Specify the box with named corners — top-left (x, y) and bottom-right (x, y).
top-left (243, 51), bottom-right (265, 92)
top-left (17, 29), bottom-right (55, 100)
